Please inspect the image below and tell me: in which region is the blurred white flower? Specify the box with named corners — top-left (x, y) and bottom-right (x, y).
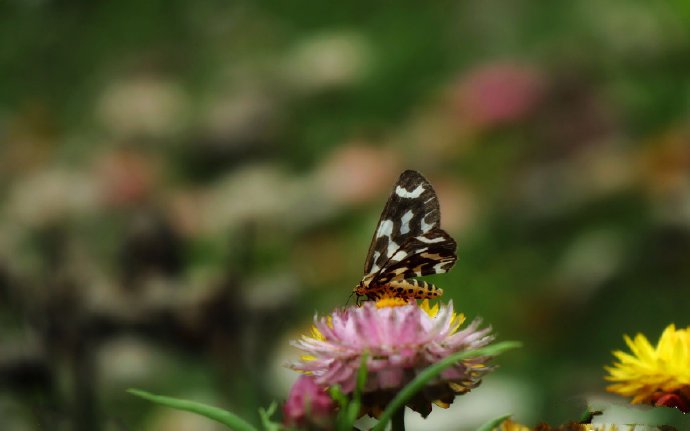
top-left (6, 168), bottom-right (99, 228)
top-left (97, 336), bottom-right (164, 387)
top-left (201, 164), bottom-right (313, 233)
top-left (98, 77), bottom-right (187, 139)
top-left (283, 30), bottom-right (371, 94)
top-left (201, 86), bottom-right (280, 147)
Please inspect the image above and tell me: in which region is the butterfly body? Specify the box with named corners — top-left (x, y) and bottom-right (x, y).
top-left (354, 170), bottom-right (457, 302)
top-left (355, 278), bottom-right (443, 301)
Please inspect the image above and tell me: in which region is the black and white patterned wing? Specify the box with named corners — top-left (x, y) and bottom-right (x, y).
top-left (372, 230), bottom-right (457, 285)
top-left (363, 170), bottom-right (443, 275)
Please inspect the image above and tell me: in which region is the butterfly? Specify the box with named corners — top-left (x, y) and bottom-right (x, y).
top-left (353, 170), bottom-right (457, 302)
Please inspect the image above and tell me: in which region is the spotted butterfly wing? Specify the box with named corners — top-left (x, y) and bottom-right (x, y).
top-left (371, 231), bottom-right (457, 285)
top-left (354, 170), bottom-right (457, 301)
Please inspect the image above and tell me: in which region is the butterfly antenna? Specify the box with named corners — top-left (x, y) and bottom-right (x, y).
top-left (346, 291), bottom-right (355, 306)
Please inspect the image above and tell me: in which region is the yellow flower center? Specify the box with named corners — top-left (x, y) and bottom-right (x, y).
top-left (375, 297), bottom-right (409, 308)
top-left (419, 299), bottom-right (466, 330)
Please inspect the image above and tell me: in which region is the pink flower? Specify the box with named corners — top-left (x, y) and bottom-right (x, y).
top-left (290, 300), bottom-right (494, 417)
top-left (283, 375), bottom-right (337, 429)
top-left (454, 62), bottom-right (544, 128)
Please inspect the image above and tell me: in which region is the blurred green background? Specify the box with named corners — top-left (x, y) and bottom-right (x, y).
top-left (2, 1), bottom-right (690, 430)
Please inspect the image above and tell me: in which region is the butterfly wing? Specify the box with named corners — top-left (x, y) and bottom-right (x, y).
top-left (371, 230), bottom-right (457, 285)
top-left (363, 170), bottom-right (442, 275)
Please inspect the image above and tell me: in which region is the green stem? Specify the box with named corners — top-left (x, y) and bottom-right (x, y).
top-left (391, 407), bottom-right (405, 431)
top-left (127, 389), bottom-right (257, 431)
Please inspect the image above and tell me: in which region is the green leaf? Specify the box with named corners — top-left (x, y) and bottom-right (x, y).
top-left (347, 353), bottom-right (368, 424)
top-left (355, 352), bottom-right (369, 399)
top-left (127, 388), bottom-right (258, 431)
top-left (577, 407), bottom-right (602, 424)
top-left (258, 402), bottom-right (282, 431)
top-left (475, 414), bottom-right (512, 431)
top-left (332, 385), bottom-right (353, 431)
top-left (371, 341), bottom-right (522, 431)
top-left (329, 385), bottom-right (348, 409)
top-left (335, 354), bottom-right (369, 431)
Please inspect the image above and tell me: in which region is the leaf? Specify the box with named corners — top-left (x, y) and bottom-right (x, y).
top-left (371, 340), bottom-right (522, 431)
top-left (258, 402), bottom-right (282, 431)
top-left (475, 414), bottom-right (512, 431)
top-left (336, 354), bottom-right (369, 431)
top-left (127, 388), bottom-right (257, 431)
top-left (329, 385), bottom-right (348, 408)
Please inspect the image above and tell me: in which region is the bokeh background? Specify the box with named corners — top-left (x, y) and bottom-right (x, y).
top-left (2, 1), bottom-right (690, 430)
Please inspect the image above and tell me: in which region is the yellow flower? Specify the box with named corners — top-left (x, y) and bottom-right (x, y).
top-left (499, 418), bottom-right (531, 431)
top-left (499, 418), bottom-right (625, 431)
top-left (604, 324), bottom-right (690, 412)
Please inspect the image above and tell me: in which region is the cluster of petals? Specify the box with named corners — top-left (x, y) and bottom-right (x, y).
top-left (283, 375), bottom-right (336, 429)
top-left (290, 300), bottom-right (494, 394)
top-left (605, 324), bottom-right (690, 412)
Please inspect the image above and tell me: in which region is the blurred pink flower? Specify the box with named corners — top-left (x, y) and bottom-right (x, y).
top-left (95, 149), bottom-right (159, 208)
top-left (283, 375), bottom-right (336, 430)
top-left (432, 178), bottom-right (478, 234)
top-left (290, 300), bottom-right (494, 417)
top-left (315, 142), bottom-right (401, 205)
top-left (454, 62), bottom-right (543, 128)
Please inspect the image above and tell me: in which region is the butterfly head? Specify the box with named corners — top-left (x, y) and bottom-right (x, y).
top-left (353, 280), bottom-right (366, 297)
top-left (354, 273), bottom-right (376, 296)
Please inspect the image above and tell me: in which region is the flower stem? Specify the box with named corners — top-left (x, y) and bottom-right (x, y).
top-left (391, 407), bottom-right (405, 431)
